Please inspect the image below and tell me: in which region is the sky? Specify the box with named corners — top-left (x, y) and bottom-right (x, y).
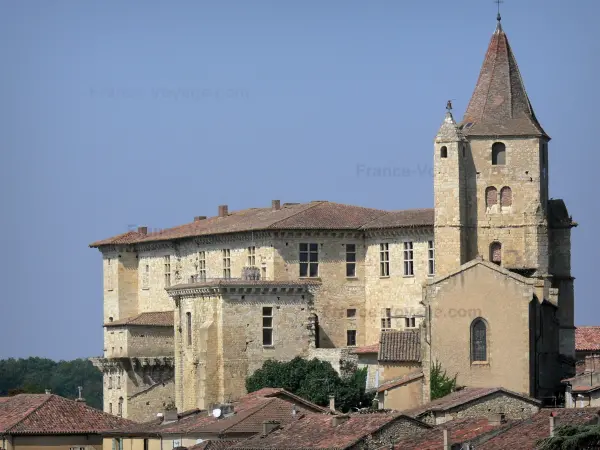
top-left (1, 0), bottom-right (598, 361)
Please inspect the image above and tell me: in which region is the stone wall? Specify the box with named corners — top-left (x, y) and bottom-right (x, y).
top-left (350, 416), bottom-right (430, 450)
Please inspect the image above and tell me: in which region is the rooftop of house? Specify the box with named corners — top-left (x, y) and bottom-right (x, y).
top-left (0, 393), bottom-right (135, 436)
top-left (105, 388), bottom-right (330, 438)
top-left (476, 407), bottom-right (600, 449)
top-left (401, 387), bottom-right (541, 419)
top-left (377, 371), bottom-right (424, 393)
top-left (104, 311), bottom-right (174, 328)
top-left (228, 411), bottom-right (430, 449)
top-left (188, 441), bottom-right (238, 450)
top-left (378, 330), bottom-right (421, 363)
top-left (576, 326), bottom-right (600, 351)
top-left (89, 201), bottom-right (434, 248)
top-left (393, 417), bottom-right (513, 450)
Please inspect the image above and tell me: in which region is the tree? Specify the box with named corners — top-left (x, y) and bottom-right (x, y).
top-left (537, 424), bottom-right (600, 450)
top-left (246, 357), bottom-right (370, 412)
top-left (430, 360), bottom-right (457, 400)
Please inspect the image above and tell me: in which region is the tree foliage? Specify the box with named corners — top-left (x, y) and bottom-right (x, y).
top-left (536, 424), bottom-right (600, 450)
top-left (245, 357), bottom-right (371, 412)
top-left (430, 360), bottom-right (457, 400)
top-left (0, 357), bottom-right (103, 409)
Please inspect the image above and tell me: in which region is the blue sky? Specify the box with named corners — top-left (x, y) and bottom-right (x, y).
top-left (1, 0), bottom-right (598, 360)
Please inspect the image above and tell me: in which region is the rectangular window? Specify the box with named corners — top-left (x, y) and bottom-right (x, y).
top-left (428, 241), bottom-right (435, 276)
top-left (262, 307), bottom-right (273, 346)
top-left (379, 244), bottom-right (389, 277)
top-left (108, 375), bottom-right (113, 389)
top-left (164, 255), bottom-right (171, 287)
top-left (142, 264), bottom-right (149, 289)
top-left (198, 251), bottom-right (206, 281)
top-left (186, 312), bottom-right (192, 346)
top-left (247, 246), bottom-right (256, 266)
top-left (118, 400), bottom-right (123, 417)
top-left (222, 249), bottom-right (231, 279)
top-left (261, 265), bottom-right (267, 280)
top-left (299, 243), bottom-right (319, 277)
top-left (347, 308), bottom-right (356, 318)
top-left (107, 258), bottom-right (114, 291)
top-left (381, 308), bottom-right (392, 331)
top-left (403, 242), bottom-right (414, 276)
top-left (117, 375), bottom-right (121, 389)
top-left (144, 439), bottom-right (149, 450)
top-left (109, 402), bottom-right (113, 414)
top-left (346, 330), bottom-right (357, 346)
top-left (346, 244), bottom-right (356, 277)
top-left (405, 317), bottom-right (416, 328)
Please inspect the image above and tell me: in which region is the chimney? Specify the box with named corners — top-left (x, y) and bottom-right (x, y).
top-left (194, 216), bottom-right (207, 222)
top-left (549, 411), bottom-right (556, 437)
top-left (329, 395), bottom-right (336, 412)
top-left (262, 420), bottom-right (280, 436)
top-left (331, 415), bottom-right (350, 427)
top-left (292, 404), bottom-right (297, 417)
top-left (137, 226), bottom-right (148, 235)
top-left (75, 386), bottom-right (85, 403)
top-left (272, 200), bottom-right (281, 211)
top-left (488, 413), bottom-right (506, 426)
top-left (218, 205), bottom-right (228, 217)
top-left (443, 429), bottom-right (449, 450)
top-left (163, 409), bottom-right (178, 423)
top-left (45, 389), bottom-right (51, 395)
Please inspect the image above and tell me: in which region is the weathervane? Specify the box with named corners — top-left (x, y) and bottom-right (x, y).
top-left (446, 100), bottom-right (453, 112)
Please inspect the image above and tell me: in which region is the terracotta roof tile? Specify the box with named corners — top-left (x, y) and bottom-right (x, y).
top-left (351, 344), bottom-right (379, 355)
top-left (478, 408), bottom-right (600, 450)
top-left (576, 326), bottom-right (600, 351)
top-left (378, 330), bottom-right (421, 362)
top-left (105, 311), bottom-right (174, 327)
top-left (394, 417), bottom-right (511, 450)
top-left (188, 441), bottom-right (237, 450)
top-left (377, 371), bottom-right (424, 393)
top-left (461, 20), bottom-right (548, 138)
top-left (230, 412), bottom-right (429, 449)
top-left (90, 202), bottom-right (433, 248)
top-left (401, 387), bottom-right (540, 419)
top-left (0, 394), bottom-right (135, 435)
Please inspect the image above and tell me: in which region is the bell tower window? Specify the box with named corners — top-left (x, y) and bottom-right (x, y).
top-left (490, 242), bottom-right (502, 265)
top-left (485, 187), bottom-right (498, 208)
top-left (440, 146), bottom-right (448, 158)
top-left (500, 187), bottom-right (512, 207)
top-left (492, 142), bottom-right (506, 165)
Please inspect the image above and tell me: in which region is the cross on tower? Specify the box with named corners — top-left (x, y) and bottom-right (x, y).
top-left (494, 0), bottom-right (504, 20)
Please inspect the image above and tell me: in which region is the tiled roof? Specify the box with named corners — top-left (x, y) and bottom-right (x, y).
top-left (394, 417), bottom-right (512, 450)
top-left (104, 311), bottom-right (174, 327)
top-left (571, 384), bottom-right (600, 394)
top-left (351, 343), bottom-right (379, 355)
top-left (461, 19), bottom-right (548, 138)
top-left (575, 326), bottom-right (600, 351)
top-left (477, 408), bottom-right (600, 450)
top-left (401, 387), bottom-right (540, 419)
top-left (188, 440), bottom-right (237, 449)
top-left (107, 388), bottom-right (328, 438)
top-left (0, 394), bottom-right (135, 436)
top-left (90, 202), bottom-right (434, 248)
top-left (229, 412), bottom-right (430, 449)
top-left (378, 330), bottom-right (421, 362)
top-left (377, 371), bottom-right (424, 393)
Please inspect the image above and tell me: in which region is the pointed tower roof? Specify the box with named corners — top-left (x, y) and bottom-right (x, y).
top-left (436, 106), bottom-right (465, 143)
top-left (461, 15), bottom-right (549, 139)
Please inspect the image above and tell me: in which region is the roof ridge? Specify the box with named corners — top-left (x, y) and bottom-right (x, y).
top-left (218, 398), bottom-right (275, 434)
top-left (359, 210), bottom-right (404, 229)
top-left (6, 394), bottom-right (54, 433)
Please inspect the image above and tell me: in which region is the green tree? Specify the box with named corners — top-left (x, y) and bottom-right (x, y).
top-left (536, 424), bottom-right (600, 450)
top-left (246, 357), bottom-right (370, 412)
top-left (430, 360), bottom-right (457, 400)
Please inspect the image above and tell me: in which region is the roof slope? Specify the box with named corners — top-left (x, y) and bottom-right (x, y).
top-left (0, 394), bottom-right (135, 436)
top-left (576, 326), bottom-right (600, 351)
top-left (461, 18), bottom-right (547, 138)
top-left (378, 330), bottom-right (421, 362)
top-left (105, 311), bottom-right (174, 328)
top-left (90, 201), bottom-right (434, 248)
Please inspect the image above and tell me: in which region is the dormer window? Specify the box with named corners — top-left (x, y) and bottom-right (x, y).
top-left (492, 142), bottom-right (506, 165)
top-left (440, 146), bottom-right (448, 158)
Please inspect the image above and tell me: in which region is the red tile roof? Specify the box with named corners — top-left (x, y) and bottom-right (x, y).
top-left (576, 326), bottom-right (600, 351)
top-left (377, 371), bottom-right (423, 393)
top-left (105, 311), bottom-right (174, 327)
top-left (478, 408), bottom-right (600, 450)
top-left (229, 412), bottom-right (430, 449)
top-left (107, 388), bottom-right (328, 438)
top-left (461, 19), bottom-right (547, 138)
top-left (401, 387), bottom-right (540, 419)
top-left (378, 330), bottom-right (421, 362)
top-left (90, 202), bottom-right (434, 248)
top-left (189, 441), bottom-right (237, 450)
top-left (0, 394), bottom-right (135, 436)
top-left (351, 343), bottom-right (379, 355)
top-left (394, 417), bottom-right (511, 450)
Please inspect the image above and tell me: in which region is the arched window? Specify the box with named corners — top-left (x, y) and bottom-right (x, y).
top-left (485, 187), bottom-right (498, 207)
top-left (492, 142), bottom-right (506, 165)
top-left (490, 242), bottom-right (502, 265)
top-left (471, 319), bottom-right (487, 362)
top-left (500, 187), bottom-right (512, 207)
top-left (440, 146), bottom-right (448, 158)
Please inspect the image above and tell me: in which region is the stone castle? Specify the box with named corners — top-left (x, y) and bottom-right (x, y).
top-left (90, 14), bottom-right (577, 421)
